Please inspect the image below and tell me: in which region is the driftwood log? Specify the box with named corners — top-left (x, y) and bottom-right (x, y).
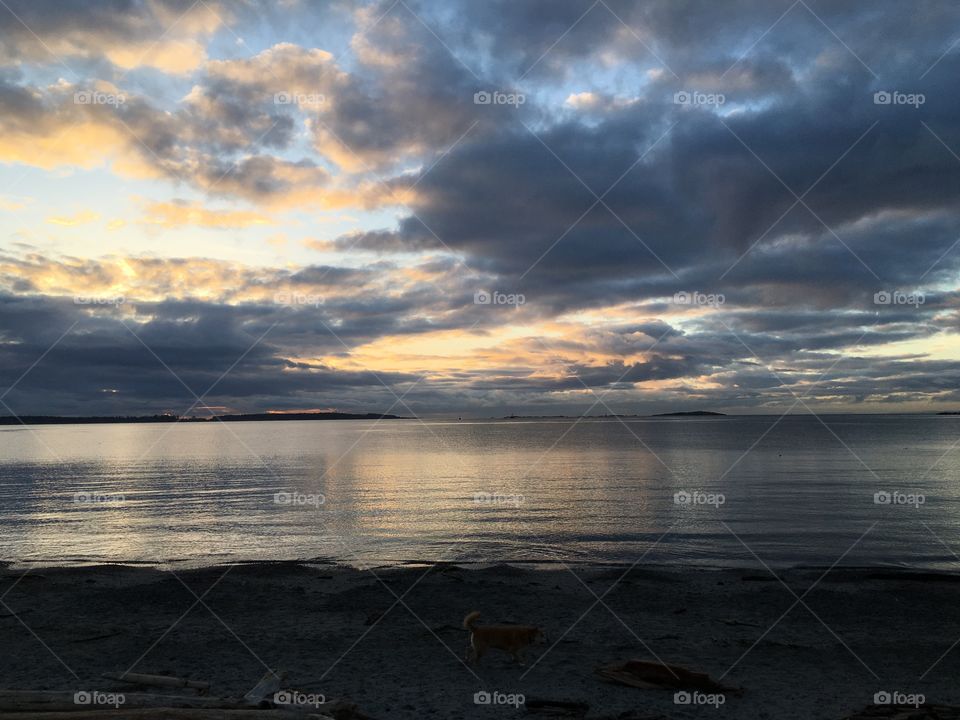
top-left (0, 692), bottom-right (364, 719)
top-left (594, 659), bottom-right (740, 694)
top-left (102, 673), bottom-right (210, 692)
top-left (0, 691), bottom-right (245, 712)
top-left (844, 705), bottom-right (960, 719)
top-left (0, 711), bottom-right (331, 719)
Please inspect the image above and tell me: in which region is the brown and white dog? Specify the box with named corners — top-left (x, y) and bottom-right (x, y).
top-left (463, 611), bottom-right (546, 665)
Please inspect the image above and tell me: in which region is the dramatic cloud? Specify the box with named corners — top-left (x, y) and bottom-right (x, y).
top-left (1, 0), bottom-right (960, 416)
top-left (0, 0), bottom-right (224, 73)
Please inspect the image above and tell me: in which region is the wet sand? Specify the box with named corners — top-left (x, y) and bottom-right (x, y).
top-left (1, 561), bottom-right (958, 718)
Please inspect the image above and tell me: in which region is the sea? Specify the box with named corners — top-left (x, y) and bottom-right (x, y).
top-left (2, 414), bottom-right (959, 570)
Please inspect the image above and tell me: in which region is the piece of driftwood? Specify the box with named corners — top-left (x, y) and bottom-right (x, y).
top-left (719, 619), bottom-right (761, 628)
top-left (245, 670), bottom-right (286, 704)
top-left (103, 672), bottom-right (209, 692)
top-left (69, 631), bottom-right (126, 644)
top-left (0, 710), bottom-right (332, 719)
top-left (0, 691), bottom-right (369, 720)
top-left (313, 699), bottom-right (372, 720)
top-left (0, 691), bottom-right (247, 712)
top-left (0, 609), bottom-right (32, 618)
top-left (843, 704), bottom-right (960, 719)
top-left (595, 660), bottom-right (740, 694)
top-left (525, 697), bottom-right (590, 717)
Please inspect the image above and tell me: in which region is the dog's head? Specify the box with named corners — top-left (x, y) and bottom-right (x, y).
top-left (533, 627), bottom-right (548, 645)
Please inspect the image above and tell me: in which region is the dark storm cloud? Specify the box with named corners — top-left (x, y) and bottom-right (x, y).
top-left (0, 294), bottom-right (425, 416)
top-left (1, 282), bottom-right (955, 416)
top-left (333, 36), bottom-right (960, 317)
top-left (440, 0), bottom-right (960, 82)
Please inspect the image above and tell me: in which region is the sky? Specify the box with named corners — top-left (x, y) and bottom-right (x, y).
top-left (1, 0), bottom-right (960, 418)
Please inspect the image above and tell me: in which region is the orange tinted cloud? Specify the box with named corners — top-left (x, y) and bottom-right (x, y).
top-left (46, 210), bottom-right (101, 226)
top-left (0, 2), bottom-right (223, 73)
top-left (140, 201), bottom-right (274, 229)
top-left (105, 39), bottom-right (208, 74)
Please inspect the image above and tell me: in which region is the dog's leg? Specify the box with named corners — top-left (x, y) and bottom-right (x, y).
top-left (468, 635), bottom-right (482, 665)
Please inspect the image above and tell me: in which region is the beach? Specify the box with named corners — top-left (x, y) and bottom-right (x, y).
top-left (2, 561), bottom-right (958, 719)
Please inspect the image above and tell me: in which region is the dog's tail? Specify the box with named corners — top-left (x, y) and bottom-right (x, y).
top-left (463, 611), bottom-right (481, 630)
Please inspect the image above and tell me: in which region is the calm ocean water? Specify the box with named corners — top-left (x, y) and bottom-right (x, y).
top-left (2, 415), bottom-right (959, 569)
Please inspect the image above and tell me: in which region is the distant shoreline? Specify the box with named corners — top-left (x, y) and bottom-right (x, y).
top-left (501, 410), bottom-right (726, 419)
top-left (0, 411), bottom-right (408, 426)
top-left (652, 410), bottom-right (727, 417)
top-left (4, 410), bottom-right (959, 426)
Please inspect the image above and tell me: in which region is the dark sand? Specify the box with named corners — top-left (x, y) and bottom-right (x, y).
top-left (2, 561), bottom-right (959, 718)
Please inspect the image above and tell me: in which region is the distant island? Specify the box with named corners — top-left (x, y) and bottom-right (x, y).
top-left (501, 414), bottom-right (645, 419)
top-left (498, 411), bottom-right (727, 419)
top-left (653, 410), bottom-right (727, 417)
top-left (0, 412), bottom-right (407, 426)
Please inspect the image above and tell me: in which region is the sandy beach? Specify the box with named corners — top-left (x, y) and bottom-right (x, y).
top-left (2, 561), bottom-right (959, 718)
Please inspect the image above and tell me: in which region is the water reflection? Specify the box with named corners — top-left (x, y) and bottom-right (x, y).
top-left (1, 416), bottom-right (959, 569)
